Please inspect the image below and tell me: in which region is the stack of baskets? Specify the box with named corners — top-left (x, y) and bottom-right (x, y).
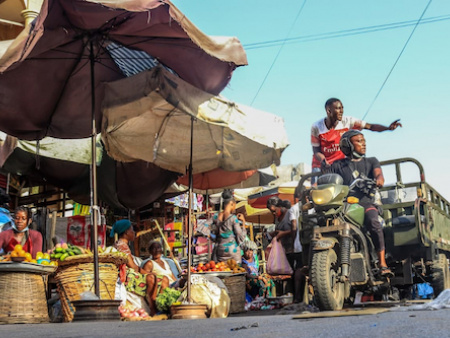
top-left (54, 253), bottom-right (126, 322)
top-left (221, 273), bottom-right (246, 314)
top-left (0, 272), bottom-right (50, 324)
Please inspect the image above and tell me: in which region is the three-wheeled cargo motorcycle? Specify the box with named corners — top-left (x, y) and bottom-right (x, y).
top-left (296, 158), bottom-right (450, 310)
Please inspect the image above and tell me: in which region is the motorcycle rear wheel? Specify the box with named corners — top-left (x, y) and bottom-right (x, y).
top-left (311, 248), bottom-right (345, 311)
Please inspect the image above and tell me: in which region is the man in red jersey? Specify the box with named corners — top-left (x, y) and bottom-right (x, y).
top-left (310, 98), bottom-right (401, 183)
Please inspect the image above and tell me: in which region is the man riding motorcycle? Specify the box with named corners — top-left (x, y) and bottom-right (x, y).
top-left (327, 130), bottom-right (392, 276)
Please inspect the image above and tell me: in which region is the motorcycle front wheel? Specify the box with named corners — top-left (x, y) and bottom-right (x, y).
top-left (311, 248), bottom-right (345, 311)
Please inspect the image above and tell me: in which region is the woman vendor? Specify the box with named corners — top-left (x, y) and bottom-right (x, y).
top-left (0, 206), bottom-right (42, 258)
top-left (212, 189), bottom-right (247, 263)
top-left (111, 219), bottom-right (163, 316)
top-left (241, 239), bottom-right (274, 299)
top-left (266, 197), bottom-right (296, 269)
top-left (142, 241), bottom-right (176, 286)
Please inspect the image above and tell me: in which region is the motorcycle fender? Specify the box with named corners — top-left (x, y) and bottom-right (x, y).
top-left (313, 238), bottom-right (338, 251)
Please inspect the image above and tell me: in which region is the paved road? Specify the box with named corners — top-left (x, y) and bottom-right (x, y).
top-left (2, 308), bottom-right (450, 338)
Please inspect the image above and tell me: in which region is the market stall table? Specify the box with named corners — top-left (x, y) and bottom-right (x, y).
top-left (0, 261), bottom-right (56, 324)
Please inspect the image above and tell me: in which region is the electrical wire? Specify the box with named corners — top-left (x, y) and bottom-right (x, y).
top-left (250, 0), bottom-right (308, 106)
top-left (243, 14), bottom-right (449, 50)
top-left (362, 0), bottom-right (433, 120)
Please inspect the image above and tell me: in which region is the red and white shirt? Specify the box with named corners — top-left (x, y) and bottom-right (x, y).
top-left (311, 116), bottom-right (366, 168)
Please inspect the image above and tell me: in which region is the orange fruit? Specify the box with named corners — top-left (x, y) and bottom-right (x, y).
top-left (36, 252), bottom-right (44, 260)
top-left (30, 259), bottom-right (37, 264)
top-left (43, 253), bottom-right (50, 260)
top-left (18, 249), bottom-right (27, 257)
top-left (10, 251), bottom-right (18, 257)
top-left (24, 253), bottom-right (32, 261)
top-left (14, 244), bottom-right (23, 252)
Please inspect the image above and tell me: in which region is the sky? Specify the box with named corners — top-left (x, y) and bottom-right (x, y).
top-left (172, 0), bottom-right (450, 200)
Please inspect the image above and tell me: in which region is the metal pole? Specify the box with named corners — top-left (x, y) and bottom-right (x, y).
top-left (89, 40), bottom-right (100, 297)
top-left (186, 117), bottom-right (194, 303)
top-left (6, 173), bottom-right (10, 194)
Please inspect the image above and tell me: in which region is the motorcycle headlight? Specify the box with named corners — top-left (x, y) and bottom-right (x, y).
top-left (311, 186), bottom-right (335, 205)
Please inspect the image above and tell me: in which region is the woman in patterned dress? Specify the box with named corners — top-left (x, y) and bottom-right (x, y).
top-left (212, 189), bottom-right (247, 264)
top-left (112, 219), bottom-right (164, 315)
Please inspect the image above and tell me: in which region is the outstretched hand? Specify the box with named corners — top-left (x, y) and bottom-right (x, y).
top-left (388, 119), bottom-right (402, 130)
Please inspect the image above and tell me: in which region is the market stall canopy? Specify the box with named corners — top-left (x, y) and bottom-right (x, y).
top-left (0, 0), bottom-right (247, 140)
top-left (176, 168), bottom-right (276, 192)
top-left (247, 180), bottom-right (308, 208)
top-left (0, 134), bottom-right (178, 209)
top-left (247, 187), bottom-right (279, 209)
top-left (102, 66), bottom-right (289, 174)
top-left (235, 201), bottom-right (274, 225)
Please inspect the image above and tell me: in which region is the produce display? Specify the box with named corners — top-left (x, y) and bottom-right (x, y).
top-left (155, 287), bottom-right (182, 313)
top-left (190, 259), bottom-right (246, 274)
top-left (0, 244), bottom-right (57, 266)
top-left (49, 242), bottom-right (86, 262)
top-left (118, 304), bottom-right (151, 319)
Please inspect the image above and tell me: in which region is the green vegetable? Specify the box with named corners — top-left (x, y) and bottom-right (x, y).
top-left (72, 247), bottom-right (82, 255)
top-left (54, 253), bottom-right (62, 259)
top-left (55, 248), bottom-right (63, 253)
top-left (155, 287), bottom-right (181, 313)
top-left (60, 253), bottom-right (69, 261)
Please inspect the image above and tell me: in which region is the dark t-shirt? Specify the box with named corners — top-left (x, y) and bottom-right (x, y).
top-left (329, 157), bottom-right (380, 203)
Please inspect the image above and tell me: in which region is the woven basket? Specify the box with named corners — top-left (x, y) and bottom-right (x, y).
top-left (57, 253), bottom-right (128, 267)
top-left (0, 272), bottom-right (49, 324)
top-left (222, 274), bottom-right (246, 314)
top-left (54, 262), bottom-right (118, 322)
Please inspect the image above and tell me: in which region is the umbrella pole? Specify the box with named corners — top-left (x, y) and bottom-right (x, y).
top-left (89, 40), bottom-right (100, 297)
top-left (186, 116), bottom-right (194, 303)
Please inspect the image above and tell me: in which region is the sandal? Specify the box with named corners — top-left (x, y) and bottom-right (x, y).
top-left (380, 267), bottom-right (394, 277)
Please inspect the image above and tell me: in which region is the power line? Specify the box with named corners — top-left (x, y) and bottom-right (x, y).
top-left (243, 14), bottom-right (449, 50)
top-left (362, 0), bottom-right (433, 120)
top-left (250, 0), bottom-right (308, 106)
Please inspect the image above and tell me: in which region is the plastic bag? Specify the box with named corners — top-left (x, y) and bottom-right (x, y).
top-left (266, 238), bottom-right (293, 275)
top-left (80, 291), bottom-right (99, 300)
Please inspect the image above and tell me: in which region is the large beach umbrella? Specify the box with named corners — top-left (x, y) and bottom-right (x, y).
top-left (101, 67), bottom-right (289, 174)
top-left (0, 134), bottom-right (178, 209)
top-left (0, 0), bottom-right (247, 298)
top-left (0, 0), bottom-right (247, 140)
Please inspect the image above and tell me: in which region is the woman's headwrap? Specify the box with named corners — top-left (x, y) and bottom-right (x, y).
top-left (110, 219), bottom-right (131, 237)
top-left (240, 239), bottom-right (258, 251)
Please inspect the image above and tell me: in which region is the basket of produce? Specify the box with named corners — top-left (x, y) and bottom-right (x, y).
top-left (0, 272), bottom-right (50, 324)
top-left (49, 243), bottom-right (128, 267)
top-left (54, 261), bottom-right (119, 322)
top-left (189, 259), bottom-right (247, 314)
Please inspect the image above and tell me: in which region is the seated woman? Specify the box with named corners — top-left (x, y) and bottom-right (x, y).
top-left (0, 206), bottom-right (42, 258)
top-left (142, 241), bottom-right (177, 287)
top-left (241, 239), bottom-right (274, 299)
top-left (111, 219), bottom-right (163, 316)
